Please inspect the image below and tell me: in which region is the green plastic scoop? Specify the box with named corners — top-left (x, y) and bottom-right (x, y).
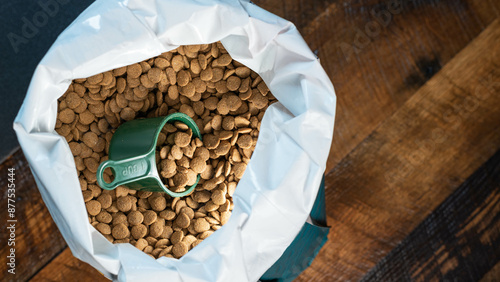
top-left (96, 113), bottom-right (202, 197)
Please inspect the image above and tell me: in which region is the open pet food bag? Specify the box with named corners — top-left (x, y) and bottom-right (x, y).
top-left (13, 0), bottom-right (336, 281)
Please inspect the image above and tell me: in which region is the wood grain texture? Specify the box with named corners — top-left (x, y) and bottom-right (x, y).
top-left (481, 261), bottom-right (500, 282)
top-left (296, 18), bottom-right (500, 281)
top-left (254, 0), bottom-right (500, 172)
top-left (362, 149), bottom-right (500, 281)
top-left (29, 248), bottom-right (107, 282)
top-left (0, 149), bottom-right (66, 282)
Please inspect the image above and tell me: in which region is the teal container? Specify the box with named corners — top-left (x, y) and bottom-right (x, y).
top-left (96, 113), bottom-right (202, 198)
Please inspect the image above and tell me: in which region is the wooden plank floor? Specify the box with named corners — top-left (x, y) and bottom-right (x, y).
top-left (1, 1), bottom-right (500, 281)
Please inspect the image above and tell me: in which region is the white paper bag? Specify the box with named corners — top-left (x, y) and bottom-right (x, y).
top-left (14, 0), bottom-right (336, 281)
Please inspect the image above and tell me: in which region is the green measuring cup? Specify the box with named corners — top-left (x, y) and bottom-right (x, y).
top-left (96, 113), bottom-right (202, 197)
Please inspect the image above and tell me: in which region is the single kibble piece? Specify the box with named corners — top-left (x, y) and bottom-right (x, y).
top-left (112, 223), bottom-right (130, 240)
top-left (127, 210), bottom-right (144, 225)
top-left (174, 212), bottom-right (190, 229)
top-left (172, 242), bottom-right (188, 258)
top-left (143, 210), bottom-right (158, 225)
top-left (149, 196), bottom-right (167, 211)
top-left (96, 223), bottom-right (111, 235)
top-left (131, 224), bottom-right (148, 239)
top-left (86, 200), bottom-right (101, 216)
top-left (174, 132), bottom-right (191, 147)
top-left (189, 157), bottom-right (207, 174)
top-left (117, 196), bottom-right (132, 212)
top-left (194, 218), bottom-right (210, 233)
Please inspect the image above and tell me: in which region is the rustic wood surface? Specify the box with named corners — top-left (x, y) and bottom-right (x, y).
top-left (1, 1), bottom-right (499, 281)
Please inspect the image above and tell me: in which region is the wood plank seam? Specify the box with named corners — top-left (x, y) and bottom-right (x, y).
top-left (361, 148), bottom-right (500, 281)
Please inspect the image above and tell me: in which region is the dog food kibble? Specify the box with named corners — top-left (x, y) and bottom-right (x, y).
top-left (112, 223), bottom-right (130, 240)
top-left (172, 242), bottom-right (188, 258)
top-left (56, 42), bottom-right (275, 259)
top-left (127, 210), bottom-right (144, 225)
top-left (86, 200), bottom-right (101, 216)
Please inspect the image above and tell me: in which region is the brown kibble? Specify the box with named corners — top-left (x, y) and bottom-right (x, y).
top-left (257, 81), bottom-right (269, 95)
top-left (66, 92), bottom-right (82, 109)
top-left (199, 230), bottom-right (214, 240)
top-left (180, 83), bottom-right (196, 98)
top-left (149, 196), bottom-right (167, 211)
top-left (194, 218), bottom-right (210, 233)
top-left (170, 230), bottom-right (184, 244)
top-left (222, 116), bottom-right (235, 131)
top-left (120, 107), bottom-right (136, 121)
top-left (127, 63), bottom-right (142, 78)
top-left (84, 157), bottom-right (99, 173)
top-left (150, 220), bottom-right (165, 237)
top-left (161, 159), bottom-right (177, 174)
top-left (112, 213), bottom-right (128, 226)
top-left (215, 140), bottom-right (231, 156)
top-left (131, 224), bottom-right (148, 239)
top-left (170, 145), bottom-right (183, 160)
top-left (112, 223), bottom-right (130, 239)
top-left (194, 191), bottom-right (211, 203)
top-left (172, 242), bottom-right (188, 258)
top-left (174, 212), bottom-right (190, 229)
top-left (159, 209), bottom-right (176, 221)
top-left (186, 197), bottom-right (199, 209)
top-left (174, 132), bottom-right (191, 147)
top-left (173, 172), bottom-right (188, 187)
top-left (204, 200), bottom-right (219, 212)
top-left (145, 236), bottom-right (158, 246)
top-left (203, 134), bottom-right (219, 149)
top-left (138, 191), bottom-right (153, 198)
top-left (143, 210), bottom-right (158, 225)
top-left (194, 147), bottom-right (210, 161)
top-left (233, 162), bottom-right (247, 179)
top-left (177, 70), bottom-right (190, 87)
top-left (180, 206), bottom-right (195, 220)
top-left (86, 200), bottom-right (101, 216)
top-left (216, 98), bottom-right (230, 115)
top-left (117, 196), bottom-right (132, 212)
top-left (160, 225), bottom-right (174, 239)
top-left (97, 193), bottom-right (112, 209)
top-left (171, 55), bottom-right (184, 72)
top-left (200, 67), bottom-right (213, 82)
top-left (211, 190), bottom-right (226, 205)
top-left (227, 182), bottom-right (237, 197)
top-left (128, 210), bottom-right (144, 225)
top-left (235, 66), bottom-right (251, 78)
top-left (215, 54), bottom-right (232, 66)
top-left (202, 178), bottom-right (217, 191)
top-left (189, 157), bottom-right (207, 174)
top-left (82, 132), bottom-right (98, 148)
top-left (226, 76), bottom-right (241, 91)
top-left (148, 68), bottom-right (162, 84)
top-left (237, 134), bottom-right (253, 149)
top-left (96, 211), bottom-right (112, 224)
top-left (234, 116), bottom-right (250, 128)
top-left (88, 73), bottom-right (104, 84)
top-left (144, 246), bottom-right (153, 254)
top-left (135, 238), bottom-right (148, 251)
top-left (96, 223), bottom-right (111, 235)
top-left (154, 57), bottom-right (169, 69)
top-left (59, 108), bottom-right (75, 124)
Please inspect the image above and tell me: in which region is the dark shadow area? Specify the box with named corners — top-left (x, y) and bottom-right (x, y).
top-left (0, 0), bottom-right (94, 161)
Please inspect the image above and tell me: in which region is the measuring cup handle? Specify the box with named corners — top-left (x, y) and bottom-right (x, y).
top-left (96, 158), bottom-right (150, 190)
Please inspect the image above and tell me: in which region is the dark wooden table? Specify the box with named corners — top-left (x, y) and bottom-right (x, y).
top-left (1, 1), bottom-right (500, 281)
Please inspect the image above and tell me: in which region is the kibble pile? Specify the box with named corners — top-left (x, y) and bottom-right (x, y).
top-left (56, 42), bottom-right (275, 259)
